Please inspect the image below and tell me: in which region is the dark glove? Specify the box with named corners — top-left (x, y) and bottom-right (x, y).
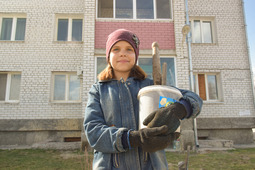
top-left (143, 102), bottom-right (187, 135)
top-left (129, 125), bottom-right (174, 152)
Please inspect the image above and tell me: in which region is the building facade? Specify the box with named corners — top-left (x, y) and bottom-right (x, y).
top-left (0, 0), bottom-right (254, 146)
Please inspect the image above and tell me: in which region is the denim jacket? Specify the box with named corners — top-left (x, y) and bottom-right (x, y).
top-left (84, 77), bottom-right (202, 170)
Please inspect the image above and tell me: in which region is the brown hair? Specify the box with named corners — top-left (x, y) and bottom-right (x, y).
top-left (98, 64), bottom-right (147, 81)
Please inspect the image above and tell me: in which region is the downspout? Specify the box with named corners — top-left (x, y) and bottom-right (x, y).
top-left (184, 0), bottom-right (199, 147)
top-left (241, 0), bottom-right (255, 107)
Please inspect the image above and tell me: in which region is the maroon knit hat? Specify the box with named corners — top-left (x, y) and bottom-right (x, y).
top-left (106, 29), bottom-right (140, 63)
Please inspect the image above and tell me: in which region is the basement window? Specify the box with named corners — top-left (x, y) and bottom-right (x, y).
top-left (64, 137), bottom-right (81, 142)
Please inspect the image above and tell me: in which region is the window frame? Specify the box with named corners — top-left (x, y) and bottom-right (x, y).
top-left (0, 14), bottom-right (26, 41)
top-left (96, 0), bottom-right (173, 20)
top-left (0, 72), bottom-right (21, 103)
top-left (137, 56), bottom-right (177, 86)
top-left (95, 56), bottom-right (108, 81)
top-left (51, 72), bottom-right (82, 103)
top-left (193, 73), bottom-right (222, 102)
top-left (190, 18), bottom-right (216, 44)
top-left (54, 14), bottom-right (83, 42)
top-left (95, 56), bottom-right (177, 86)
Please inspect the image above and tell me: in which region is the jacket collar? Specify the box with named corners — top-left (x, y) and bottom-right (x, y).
top-left (98, 77), bottom-right (137, 83)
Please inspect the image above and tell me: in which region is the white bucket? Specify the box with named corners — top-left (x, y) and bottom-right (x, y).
top-left (137, 85), bottom-right (183, 129)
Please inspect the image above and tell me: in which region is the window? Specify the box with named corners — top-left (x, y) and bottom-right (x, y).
top-left (191, 19), bottom-right (214, 43)
top-left (0, 72), bottom-right (21, 102)
top-left (56, 15), bottom-right (83, 41)
top-left (97, 0), bottom-right (172, 19)
top-left (51, 72), bottom-right (81, 102)
top-left (96, 57), bottom-right (176, 86)
top-left (0, 15), bottom-right (26, 41)
top-left (96, 57), bottom-right (108, 76)
top-left (193, 73), bottom-right (221, 101)
top-left (139, 58), bottom-right (176, 86)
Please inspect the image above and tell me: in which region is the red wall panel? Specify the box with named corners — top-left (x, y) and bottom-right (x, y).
top-left (95, 21), bottom-right (175, 50)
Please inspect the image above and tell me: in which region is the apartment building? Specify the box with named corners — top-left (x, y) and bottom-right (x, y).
top-left (0, 0), bottom-right (254, 146)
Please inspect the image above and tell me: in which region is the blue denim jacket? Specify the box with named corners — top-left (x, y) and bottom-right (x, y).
top-left (84, 77), bottom-right (202, 170)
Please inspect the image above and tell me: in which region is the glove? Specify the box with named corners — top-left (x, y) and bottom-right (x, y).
top-left (129, 125), bottom-right (174, 152)
top-left (143, 102), bottom-right (187, 135)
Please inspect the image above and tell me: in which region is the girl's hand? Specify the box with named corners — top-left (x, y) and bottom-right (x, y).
top-left (129, 125), bottom-right (175, 152)
top-left (143, 103), bottom-right (187, 134)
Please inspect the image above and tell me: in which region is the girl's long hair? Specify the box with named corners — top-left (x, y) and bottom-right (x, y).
top-left (98, 63), bottom-right (147, 81)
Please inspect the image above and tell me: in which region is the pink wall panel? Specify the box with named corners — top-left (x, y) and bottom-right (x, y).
top-left (95, 21), bottom-right (175, 50)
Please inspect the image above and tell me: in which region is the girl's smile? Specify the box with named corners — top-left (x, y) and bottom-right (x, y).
top-left (117, 59), bottom-right (129, 63)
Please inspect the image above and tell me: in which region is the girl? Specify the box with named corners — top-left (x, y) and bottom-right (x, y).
top-left (84, 29), bottom-right (202, 170)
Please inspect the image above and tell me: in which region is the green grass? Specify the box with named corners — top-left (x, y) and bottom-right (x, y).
top-left (166, 148), bottom-right (255, 170)
top-left (0, 149), bottom-right (93, 170)
top-left (0, 148), bottom-right (255, 170)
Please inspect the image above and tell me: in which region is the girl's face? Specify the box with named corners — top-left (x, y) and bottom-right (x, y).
top-left (109, 41), bottom-right (136, 79)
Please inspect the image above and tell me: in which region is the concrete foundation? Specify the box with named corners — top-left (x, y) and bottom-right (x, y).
top-left (0, 117), bottom-right (254, 147)
top-left (0, 119), bottom-right (83, 145)
top-left (197, 117), bottom-right (255, 144)
top-left (180, 119), bottom-right (195, 150)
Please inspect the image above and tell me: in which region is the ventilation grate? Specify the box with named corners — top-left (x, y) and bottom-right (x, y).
top-left (64, 137), bottom-right (81, 142)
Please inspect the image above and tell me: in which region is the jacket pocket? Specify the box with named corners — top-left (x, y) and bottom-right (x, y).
top-left (112, 153), bottom-right (120, 168)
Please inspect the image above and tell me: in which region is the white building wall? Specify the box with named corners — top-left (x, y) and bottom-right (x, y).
top-left (187, 0), bottom-right (255, 117)
top-left (0, 0), bottom-right (85, 119)
top-left (82, 0), bottom-right (96, 108)
top-left (173, 0), bottom-right (190, 91)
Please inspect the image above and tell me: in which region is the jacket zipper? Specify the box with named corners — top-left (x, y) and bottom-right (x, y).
top-left (122, 80), bottom-right (137, 129)
top-left (121, 79), bottom-right (142, 170)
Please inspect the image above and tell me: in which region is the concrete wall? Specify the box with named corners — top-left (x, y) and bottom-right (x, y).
top-left (0, 119), bottom-right (83, 145)
top-left (197, 117), bottom-right (255, 144)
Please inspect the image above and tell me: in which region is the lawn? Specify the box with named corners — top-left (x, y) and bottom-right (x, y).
top-left (0, 148), bottom-right (255, 170)
top-left (166, 148), bottom-right (255, 170)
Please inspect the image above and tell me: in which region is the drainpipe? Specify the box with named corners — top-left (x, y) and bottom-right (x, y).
top-left (184, 0), bottom-right (199, 148)
top-left (241, 0), bottom-right (255, 107)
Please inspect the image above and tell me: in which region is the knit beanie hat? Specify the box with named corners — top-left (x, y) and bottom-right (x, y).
top-left (106, 29), bottom-right (140, 63)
